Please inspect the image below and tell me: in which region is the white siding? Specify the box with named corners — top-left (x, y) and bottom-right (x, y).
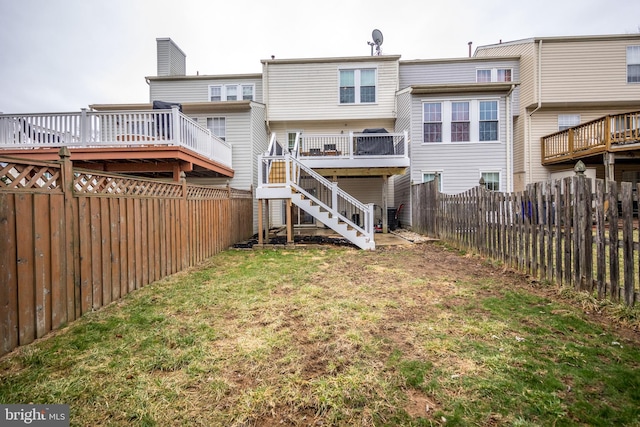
top-left (264, 57), bottom-right (399, 122)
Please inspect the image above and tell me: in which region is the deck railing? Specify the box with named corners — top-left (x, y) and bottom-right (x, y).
top-left (0, 107), bottom-right (232, 168)
top-left (541, 111), bottom-right (640, 164)
top-left (297, 131), bottom-right (408, 158)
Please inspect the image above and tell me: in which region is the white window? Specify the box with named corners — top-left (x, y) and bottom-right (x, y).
top-left (287, 131), bottom-right (302, 151)
top-left (479, 101), bottom-right (498, 141)
top-left (422, 171), bottom-right (443, 191)
top-left (423, 99), bottom-right (499, 143)
top-left (207, 117), bottom-right (226, 140)
top-left (423, 102), bottom-right (442, 142)
top-left (558, 114), bottom-right (580, 131)
top-left (627, 46), bottom-right (640, 83)
top-left (481, 171), bottom-right (500, 191)
top-left (209, 84), bottom-right (254, 101)
top-left (476, 68), bottom-right (512, 82)
top-left (339, 68), bottom-right (376, 104)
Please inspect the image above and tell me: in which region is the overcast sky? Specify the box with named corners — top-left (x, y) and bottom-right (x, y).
top-left (1, 0), bottom-right (639, 114)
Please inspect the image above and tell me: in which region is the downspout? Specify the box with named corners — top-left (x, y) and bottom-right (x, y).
top-left (264, 61), bottom-right (271, 134)
top-left (506, 84), bottom-right (516, 192)
top-left (527, 39), bottom-right (543, 184)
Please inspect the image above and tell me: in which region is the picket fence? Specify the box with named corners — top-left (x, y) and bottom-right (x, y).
top-left (0, 150), bottom-right (253, 356)
top-left (412, 174), bottom-right (639, 307)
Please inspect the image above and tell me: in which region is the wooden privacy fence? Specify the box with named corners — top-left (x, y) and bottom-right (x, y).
top-left (412, 174), bottom-right (639, 308)
top-left (0, 150), bottom-right (253, 356)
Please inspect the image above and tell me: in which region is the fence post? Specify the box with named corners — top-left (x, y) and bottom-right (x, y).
top-left (59, 147), bottom-right (76, 323)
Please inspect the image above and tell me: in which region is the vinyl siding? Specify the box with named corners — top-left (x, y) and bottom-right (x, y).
top-left (156, 38), bottom-right (186, 77)
top-left (409, 94), bottom-right (508, 194)
top-left (540, 39), bottom-right (640, 103)
top-left (264, 58), bottom-right (399, 122)
top-left (528, 107), bottom-right (640, 185)
top-left (150, 77), bottom-right (263, 103)
top-left (393, 90), bottom-right (413, 227)
top-left (476, 41), bottom-right (537, 112)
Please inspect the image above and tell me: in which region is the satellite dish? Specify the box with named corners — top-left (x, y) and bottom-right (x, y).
top-left (372, 29), bottom-right (383, 46)
top-left (368, 29), bottom-right (383, 56)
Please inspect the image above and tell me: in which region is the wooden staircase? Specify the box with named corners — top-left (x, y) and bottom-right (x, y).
top-left (257, 149), bottom-right (375, 250)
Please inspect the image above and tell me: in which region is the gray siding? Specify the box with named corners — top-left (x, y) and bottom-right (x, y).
top-left (409, 94), bottom-right (508, 194)
top-left (156, 38), bottom-right (186, 77)
top-left (393, 89), bottom-right (413, 227)
top-left (150, 76), bottom-right (263, 103)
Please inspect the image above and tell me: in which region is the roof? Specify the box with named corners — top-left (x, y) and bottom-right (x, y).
top-left (400, 55), bottom-right (520, 65)
top-left (476, 33), bottom-right (640, 53)
top-left (260, 54), bottom-right (401, 65)
top-left (408, 82), bottom-right (519, 95)
top-left (146, 73), bottom-right (262, 82)
top-left (89, 101), bottom-right (262, 114)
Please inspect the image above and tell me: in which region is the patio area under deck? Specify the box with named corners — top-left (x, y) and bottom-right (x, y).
top-left (0, 107), bottom-right (233, 181)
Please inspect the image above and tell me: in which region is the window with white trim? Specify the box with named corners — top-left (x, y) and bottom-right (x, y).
top-left (558, 114), bottom-right (580, 131)
top-left (423, 172), bottom-right (443, 191)
top-left (476, 68), bottom-right (512, 82)
top-left (481, 171), bottom-right (500, 191)
top-left (207, 117), bottom-right (226, 140)
top-left (423, 102), bottom-right (442, 142)
top-left (423, 99), bottom-right (500, 143)
top-left (627, 46), bottom-right (640, 83)
top-left (479, 101), bottom-right (498, 141)
top-left (209, 84), bottom-right (255, 101)
top-left (339, 68), bottom-right (376, 104)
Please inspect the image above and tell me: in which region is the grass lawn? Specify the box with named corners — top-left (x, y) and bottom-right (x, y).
top-left (1, 242), bottom-right (639, 426)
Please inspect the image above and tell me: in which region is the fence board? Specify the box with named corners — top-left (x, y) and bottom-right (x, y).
top-left (78, 197), bottom-right (92, 314)
top-left (621, 182), bottom-right (634, 301)
top-left (109, 197), bottom-right (120, 302)
top-left (134, 198), bottom-right (142, 290)
top-left (90, 197), bottom-right (102, 309)
top-left (595, 180), bottom-right (606, 298)
top-left (15, 193), bottom-right (35, 345)
top-left (49, 194), bottom-right (66, 330)
top-left (126, 198), bottom-right (135, 293)
top-left (33, 194), bottom-right (51, 338)
top-left (101, 197), bottom-right (111, 306)
top-left (0, 193), bottom-right (18, 354)
top-left (607, 180), bottom-right (619, 301)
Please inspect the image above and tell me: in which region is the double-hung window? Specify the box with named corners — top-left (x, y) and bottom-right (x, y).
top-left (451, 102), bottom-right (470, 142)
top-left (339, 68), bottom-right (376, 104)
top-left (423, 102), bottom-right (442, 143)
top-left (207, 117), bottom-right (226, 141)
top-left (479, 101), bottom-right (498, 141)
top-left (627, 46), bottom-right (640, 83)
top-left (476, 68), bottom-right (512, 82)
top-left (209, 84), bottom-right (254, 101)
top-left (481, 171), bottom-right (500, 191)
top-left (558, 114), bottom-right (580, 131)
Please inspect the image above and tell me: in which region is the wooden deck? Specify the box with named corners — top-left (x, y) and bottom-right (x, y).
top-left (541, 111), bottom-right (640, 165)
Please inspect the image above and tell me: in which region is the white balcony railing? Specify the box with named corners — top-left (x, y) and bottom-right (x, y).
top-left (0, 107), bottom-right (232, 168)
top-left (296, 131), bottom-right (408, 158)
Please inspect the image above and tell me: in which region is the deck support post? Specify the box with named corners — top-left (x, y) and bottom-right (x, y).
top-left (286, 198), bottom-right (293, 244)
top-left (604, 152), bottom-right (615, 187)
top-left (382, 175), bottom-right (388, 233)
top-left (257, 199), bottom-right (264, 245)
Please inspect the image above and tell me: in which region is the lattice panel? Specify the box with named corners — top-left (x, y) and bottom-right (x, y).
top-left (187, 185), bottom-right (253, 200)
top-left (0, 161), bottom-right (62, 191)
top-left (187, 185), bottom-right (229, 199)
top-left (73, 171), bottom-right (183, 198)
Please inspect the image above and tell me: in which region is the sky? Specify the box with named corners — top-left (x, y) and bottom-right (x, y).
top-left (1, 0), bottom-right (639, 114)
